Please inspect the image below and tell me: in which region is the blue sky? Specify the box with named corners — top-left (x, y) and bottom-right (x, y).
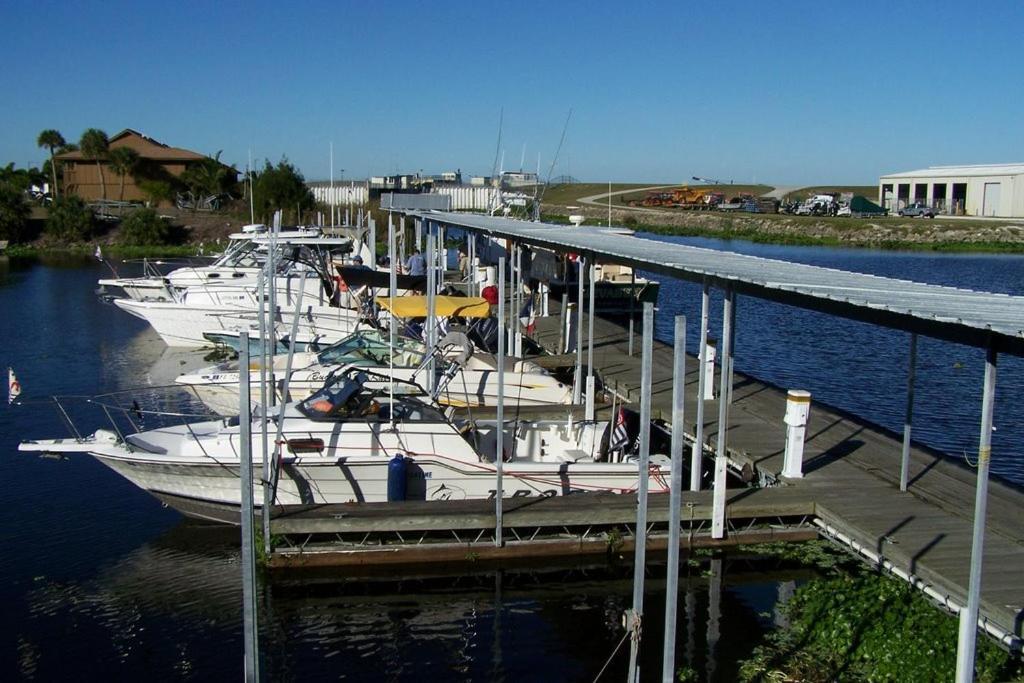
top-left (2, 1), bottom-right (1021, 185)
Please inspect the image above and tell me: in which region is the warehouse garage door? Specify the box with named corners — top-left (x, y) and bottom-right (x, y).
top-left (983, 182), bottom-right (1001, 216)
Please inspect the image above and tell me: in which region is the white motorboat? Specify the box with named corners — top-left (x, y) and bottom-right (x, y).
top-left (111, 235), bottom-right (363, 347)
top-left (98, 225), bottom-right (327, 302)
top-left (113, 283), bottom-right (365, 348)
top-left (20, 370), bottom-right (669, 523)
top-left (176, 328), bottom-right (572, 414)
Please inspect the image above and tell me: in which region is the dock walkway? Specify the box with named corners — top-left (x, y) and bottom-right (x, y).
top-left (531, 312), bottom-right (1024, 646)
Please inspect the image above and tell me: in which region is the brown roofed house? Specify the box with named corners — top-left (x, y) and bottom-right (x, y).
top-left (56, 129), bottom-right (233, 206)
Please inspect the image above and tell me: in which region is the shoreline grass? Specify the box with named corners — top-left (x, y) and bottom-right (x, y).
top-left (541, 213), bottom-right (1024, 254)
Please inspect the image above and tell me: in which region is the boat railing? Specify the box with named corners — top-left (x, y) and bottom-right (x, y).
top-left (37, 385), bottom-right (233, 452)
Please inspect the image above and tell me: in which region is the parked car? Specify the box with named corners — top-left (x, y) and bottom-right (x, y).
top-left (899, 203), bottom-right (936, 218)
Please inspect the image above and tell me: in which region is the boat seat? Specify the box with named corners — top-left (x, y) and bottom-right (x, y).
top-left (125, 433), bottom-right (169, 454)
top-left (555, 449), bottom-right (593, 463)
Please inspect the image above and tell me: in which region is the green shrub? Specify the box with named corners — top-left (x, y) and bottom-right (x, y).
top-left (137, 179), bottom-right (173, 206)
top-left (0, 183), bottom-right (31, 242)
top-left (46, 196), bottom-right (96, 241)
top-left (118, 208), bottom-right (171, 245)
top-left (739, 572), bottom-right (1019, 682)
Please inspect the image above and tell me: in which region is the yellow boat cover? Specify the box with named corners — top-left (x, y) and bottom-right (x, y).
top-left (376, 295), bottom-right (491, 319)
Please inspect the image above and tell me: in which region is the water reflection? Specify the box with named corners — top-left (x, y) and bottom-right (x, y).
top-left (11, 512), bottom-right (808, 681)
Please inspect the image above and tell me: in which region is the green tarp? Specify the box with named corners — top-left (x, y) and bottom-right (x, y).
top-left (850, 195), bottom-right (886, 215)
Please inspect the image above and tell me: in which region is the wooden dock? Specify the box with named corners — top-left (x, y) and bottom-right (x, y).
top-left (269, 486), bottom-right (817, 569)
top-left (530, 312), bottom-right (1024, 647)
top-left (268, 311), bottom-right (1024, 648)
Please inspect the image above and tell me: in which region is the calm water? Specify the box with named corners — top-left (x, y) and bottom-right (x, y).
top-left (2, 241), bottom-right (1022, 680)
top-left (0, 254), bottom-right (791, 680)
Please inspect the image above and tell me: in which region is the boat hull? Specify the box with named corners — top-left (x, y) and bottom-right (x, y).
top-left (114, 298), bottom-right (361, 348)
top-left (92, 449), bottom-right (666, 524)
top-left (181, 366), bottom-right (573, 414)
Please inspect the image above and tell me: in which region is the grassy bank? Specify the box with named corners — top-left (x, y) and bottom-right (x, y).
top-left (4, 243), bottom-right (204, 259)
top-left (542, 211), bottom-right (1024, 254)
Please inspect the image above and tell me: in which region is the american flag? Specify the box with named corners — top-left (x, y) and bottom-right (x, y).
top-left (519, 297), bottom-right (536, 335)
top-left (610, 406), bottom-right (630, 452)
top-left (8, 367), bottom-right (21, 404)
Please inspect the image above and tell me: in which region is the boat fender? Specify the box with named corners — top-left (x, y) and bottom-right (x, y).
top-left (387, 453), bottom-right (407, 502)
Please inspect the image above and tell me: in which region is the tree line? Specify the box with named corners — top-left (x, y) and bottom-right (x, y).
top-left (0, 127), bottom-right (317, 246)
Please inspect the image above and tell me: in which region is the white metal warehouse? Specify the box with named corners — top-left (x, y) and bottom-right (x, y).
top-left (878, 163), bottom-right (1024, 218)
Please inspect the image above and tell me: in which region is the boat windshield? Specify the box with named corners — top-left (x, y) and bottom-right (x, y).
top-left (296, 370), bottom-right (444, 422)
top-left (317, 331), bottom-right (425, 367)
top-left (213, 240), bottom-right (262, 268)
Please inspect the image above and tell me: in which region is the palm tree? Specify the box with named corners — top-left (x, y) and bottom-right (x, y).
top-left (79, 128), bottom-right (109, 200)
top-left (36, 129), bottom-right (65, 198)
top-left (108, 147), bottom-right (140, 202)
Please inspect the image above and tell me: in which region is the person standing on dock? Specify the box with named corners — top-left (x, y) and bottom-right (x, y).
top-left (405, 249), bottom-right (426, 277)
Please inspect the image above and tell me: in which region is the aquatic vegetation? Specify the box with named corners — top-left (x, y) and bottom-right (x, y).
top-left (736, 550), bottom-right (1021, 682)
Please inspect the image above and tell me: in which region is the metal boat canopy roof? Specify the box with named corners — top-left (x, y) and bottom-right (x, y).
top-left (409, 211), bottom-right (1024, 355)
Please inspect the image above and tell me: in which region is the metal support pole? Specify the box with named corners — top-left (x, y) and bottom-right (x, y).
top-left (691, 280), bottom-right (710, 491)
top-left (628, 269), bottom-right (636, 356)
top-left (626, 302), bottom-right (655, 683)
top-left (238, 333), bottom-right (260, 682)
top-left (426, 223), bottom-right (436, 393)
top-left (495, 256), bottom-right (506, 547)
top-left (955, 342), bottom-right (998, 683)
top-left (269, 271), bottom-right (308, 503)
top-left (585, 257), bottom-right (596, 420)
top-left (727, 294), bottom-right (737, 407)
top-left (468, 232), bottom-right (477, 296)
top-left (662, 315), bottom-right (686, 682)
top-left (711, 286), bottom-right (733, 539)
top-left (573, 257), bottom-right (585, 404)
top-left (557, 293), bottom-right (568, 354)
top-left (388, 217), bottom-right (397, 427)
top-left (508, 242), bottom-right (517, 355)
top-left (256, 269), bottom-right (271, 552)
top-left (368, 216), bottom-right (377, 267)
top-left (900, 333), bottom-right (918, 492)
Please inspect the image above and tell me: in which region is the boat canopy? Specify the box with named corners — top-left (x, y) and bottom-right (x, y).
top-left (375, 296), bottom-right (491, 319)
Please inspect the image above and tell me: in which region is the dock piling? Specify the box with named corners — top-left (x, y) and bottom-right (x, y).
top-left (626, 302), bottom-right (655, 683)
top-left (955, 342), bottom-right (998, 682)
top-left (662, 314), bottom-right (687, 682)
top-left (256, 268), bottom-right (271, 552)
top-left (368, 216), bottom-right (377, 267)
top-left (426, 222), bottom-right (437, 393)
top-left (495, 256), bottom-right (506, 547)
top-left (238, 333), bottom-right (260, 682)
top-left (558, 293), bottom-right (569, 353)
top-left (712, 286), bottom-right (734, 539)
top-left (900, 333), bottom-right (919, 492)
top-left (691, 280), bottom-right (710, 491)
top-left (628, 270), bottom-right (636, 356)
top-left (573, 257), bottom-right (585, 404)
top-left (586, 257), bottom-right (596, 421)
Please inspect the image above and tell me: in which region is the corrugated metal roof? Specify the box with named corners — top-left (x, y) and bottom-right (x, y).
top-left (880, 163), bottom-right (1024, 179)
top-left (412, 211), bottom-right (1024, 355)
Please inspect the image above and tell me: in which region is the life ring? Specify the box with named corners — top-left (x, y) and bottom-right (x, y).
top-left (333, 274), bottom-right (347, 293)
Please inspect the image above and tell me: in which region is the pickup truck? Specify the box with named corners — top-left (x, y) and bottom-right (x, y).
top-left (899, 203), bottom-right (936, 218)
